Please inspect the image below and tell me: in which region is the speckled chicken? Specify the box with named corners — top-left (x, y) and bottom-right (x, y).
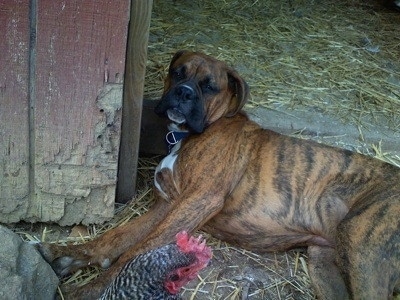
top-left (98, 231), bottom-right (212, 300)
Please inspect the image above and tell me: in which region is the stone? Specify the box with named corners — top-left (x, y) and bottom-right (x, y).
top-left (0, 225), bottom-right (59, 300)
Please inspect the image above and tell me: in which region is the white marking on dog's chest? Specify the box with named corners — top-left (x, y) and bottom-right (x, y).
top-left (154, 141), bottom-right (181, 198)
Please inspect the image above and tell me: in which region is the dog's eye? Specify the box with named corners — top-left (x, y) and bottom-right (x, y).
top-left (201, 77), bottom-right (218, 93)
top-left (173, 71), bottom-right (182, 79)
top-left (204, 83), bottom-right (217, 93)
top-left (171, 67), bottom-right (185, 81)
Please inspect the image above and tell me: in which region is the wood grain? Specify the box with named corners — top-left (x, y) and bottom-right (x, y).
top-left (0, 0), bottom-right (131, 225)
top-left (32, 0), bottom-right (129, 224)
top-left (0, 0), bottom-right (30, 221)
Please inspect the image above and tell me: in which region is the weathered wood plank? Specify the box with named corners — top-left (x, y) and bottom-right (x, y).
top-left (31, 0), bottom-right (129, 225)
top-left (117, 0), bottom-right (153, 203)
top-left (0, 0), bottom-right (30, 222)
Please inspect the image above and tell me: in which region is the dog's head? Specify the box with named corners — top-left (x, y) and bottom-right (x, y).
top-left (154, 50), bottom-right (249, 133)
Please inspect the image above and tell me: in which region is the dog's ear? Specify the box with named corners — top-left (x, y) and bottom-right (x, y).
top-left (169, 50), bottom-right (189, 69)
top-left (226, 69), bottom-right (249, 117)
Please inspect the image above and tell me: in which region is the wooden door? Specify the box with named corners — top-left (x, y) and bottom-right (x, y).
top-left (0, 0), bottom-right (131, 225)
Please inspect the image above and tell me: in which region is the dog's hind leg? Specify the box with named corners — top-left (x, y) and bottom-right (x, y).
top-left (308, 245), bottom-right (349, 300)
top-left (335, 199), bottom-right (400, 300)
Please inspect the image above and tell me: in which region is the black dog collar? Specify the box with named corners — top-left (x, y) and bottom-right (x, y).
top-left (165, 130), bottom-right (190, 153)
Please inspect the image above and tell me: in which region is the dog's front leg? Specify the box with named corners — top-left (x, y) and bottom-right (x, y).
top-left (62, 194), bottom-right (225, 299)
top-left (37, 199), bottom-right (171, 276)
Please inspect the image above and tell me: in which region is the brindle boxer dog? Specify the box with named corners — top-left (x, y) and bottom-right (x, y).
top-left (38, 50), bottom-right (400, 299)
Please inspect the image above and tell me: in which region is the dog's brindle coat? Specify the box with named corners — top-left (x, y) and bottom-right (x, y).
top-left (39, 51), bottom-right (400, 299)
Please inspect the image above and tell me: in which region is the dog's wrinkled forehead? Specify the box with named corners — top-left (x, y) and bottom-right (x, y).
top-left (171, 53), bottom-right (229, 86)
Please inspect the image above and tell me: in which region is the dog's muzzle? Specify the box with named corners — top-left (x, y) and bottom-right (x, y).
top-left (175, 84), bottom-right (196, 102)
top-left (167, 109), bottom-right (186, 124)
top-left (155, 80), bottom-right (206, 133)
top-left (165, 84), bottom-right (195, 124)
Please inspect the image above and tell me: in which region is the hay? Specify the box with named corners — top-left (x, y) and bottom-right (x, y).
top-left (145, 0), bottom-right (400, 131)
top-left (46, 146), bottom-right (398, 299)
top-left (13, 156), bottom-right (313, 299)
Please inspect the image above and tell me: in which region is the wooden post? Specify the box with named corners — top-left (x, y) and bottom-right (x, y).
top-left (117, 0), bottom-right (153, 203)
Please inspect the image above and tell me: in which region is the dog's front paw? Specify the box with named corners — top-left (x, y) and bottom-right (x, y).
top-left (35, 242), bottom-right (89, 276)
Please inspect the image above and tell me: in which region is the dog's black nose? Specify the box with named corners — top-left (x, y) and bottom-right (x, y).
top-left (176, 84), bottom-right (195, 102)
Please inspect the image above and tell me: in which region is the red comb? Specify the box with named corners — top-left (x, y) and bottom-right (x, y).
top-left (175, 231), bottom-right (212, 259)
